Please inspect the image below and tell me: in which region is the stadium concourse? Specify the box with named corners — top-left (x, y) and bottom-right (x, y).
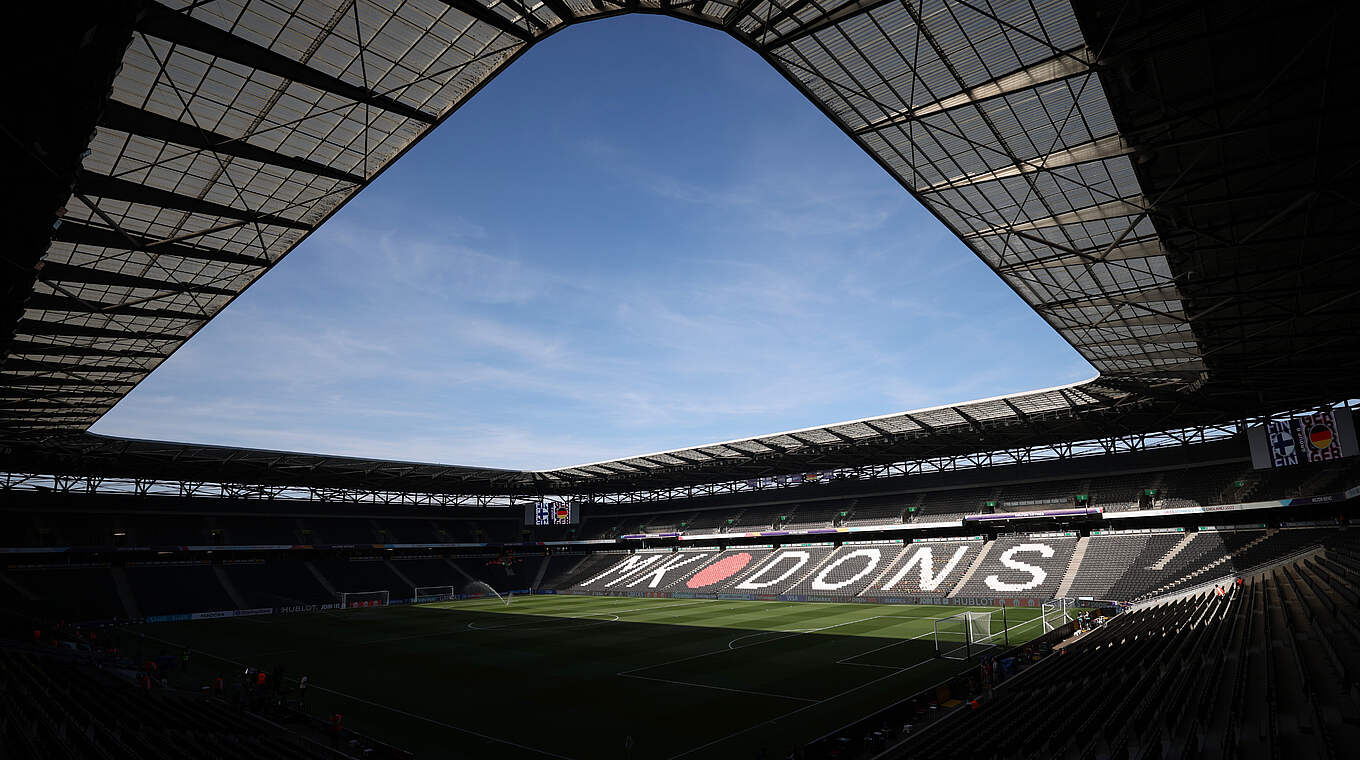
top-left (3, 0), bottom-right (1360, 758)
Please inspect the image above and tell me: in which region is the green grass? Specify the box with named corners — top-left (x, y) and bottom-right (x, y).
top-left (124, 595), bottom-right (1045, 759)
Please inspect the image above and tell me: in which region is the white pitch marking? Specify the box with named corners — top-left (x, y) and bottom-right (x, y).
top-left (620, 673), bottom-right (818, 703)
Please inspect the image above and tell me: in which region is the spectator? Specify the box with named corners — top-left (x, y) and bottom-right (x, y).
top-left (329, 713), bottom-right (343, 747)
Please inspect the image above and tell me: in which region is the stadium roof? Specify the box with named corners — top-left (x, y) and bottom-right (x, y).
top-left (2, 0), bottom-right (1355, 496)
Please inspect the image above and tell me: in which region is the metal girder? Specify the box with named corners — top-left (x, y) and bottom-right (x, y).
top-left (1040, 284), bottom-right (1185, 312)
top-left (1, 358), bottom-right (146, 375)
top-left (498, 0), bottom-right (549, 31)
top-left (23, 291), bottom-right (206, 322)
top-left (760, 0), bottom-right (897, 48)
top-left (14, 319), bottom-right (185, 342)
top-left (99, 99), bottom-right (365, 185)
top-left (998, 238), bottom-right (1165, 273)
top-left (0, 389), bottom-right (126, 400)
top-left (747, 0), bottom-right (815, 42)
top-left (723, 0), bottom-right (764, 29)
top-left (0, 375), bottom-right (137, 388)
top-left (77, 170), bottom-right (309, 231)
top-left (856, 48), bottom-right (1094, 134)
top-left (52, 219), bottom-right (272, 269)
top-left (136, 2), bottom-right (437, 125)
top-left (5, 341), bottom-right (167, 360)
top-left (538, 0), bottom-right (577, 23)
top-left (435, 0), bottom-right (536, 42)
top-left (926, 134), bottom-right (1133, 193)
top-left (967, 197), bottom-right (1149, 239)
top-left (36, 261), bottom-right (237, 297)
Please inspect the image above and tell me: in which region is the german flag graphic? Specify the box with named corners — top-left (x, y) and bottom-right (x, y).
top-left (1309, 424), bottom-right (1334, 450)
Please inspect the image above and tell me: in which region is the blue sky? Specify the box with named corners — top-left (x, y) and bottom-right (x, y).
top-left (92, 15), bottom-right (1093, 471)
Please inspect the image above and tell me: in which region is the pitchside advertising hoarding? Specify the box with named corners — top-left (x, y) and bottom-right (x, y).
top-left (525, 500), bottom-right (578, 526)
top-left (1247, 408), bottom-right (1358, 469)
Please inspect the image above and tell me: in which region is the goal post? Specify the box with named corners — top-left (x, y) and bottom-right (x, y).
top-left (934, 610), bottom-right (996, 660)
top-left (1042, 598), bottom-right (1078, 633)
top-left (413, 586), bottom-right (455, 602)
top-left (339, 590), bottom-right (389, 609)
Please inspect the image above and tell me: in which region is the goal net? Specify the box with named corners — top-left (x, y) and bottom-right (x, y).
top-left (934, 610), bottom-right (996, 660)
top-left (1042, 598), bottom-right (1078, 633)
top-left (339, 590), bottom-right (389, 609)
top-left (413, 586), bottom-right (455, 603)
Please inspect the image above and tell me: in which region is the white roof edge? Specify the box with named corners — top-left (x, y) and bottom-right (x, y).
top-left (541, 374), bottom-right (1104, 475)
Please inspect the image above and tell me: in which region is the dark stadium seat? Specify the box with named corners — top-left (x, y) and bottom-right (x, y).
top-left (0, 648), bottom-right (337, 759)
top-left (125, 563), bottom-right (236, 616)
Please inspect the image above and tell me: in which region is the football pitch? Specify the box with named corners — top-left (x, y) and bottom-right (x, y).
top-left (125, 595), bottom-right (1046, 759)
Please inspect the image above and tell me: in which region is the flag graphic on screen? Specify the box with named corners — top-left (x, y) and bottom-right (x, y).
top-left (1296, 411), bottom-right (1343, 463)
top-left (555, 506), bottom-right (570, 520)
top-left (1268, 420), bottom-right (1298, 467)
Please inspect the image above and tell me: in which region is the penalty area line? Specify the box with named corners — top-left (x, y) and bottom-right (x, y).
top-left (619, 672), bottom-right (817, 703)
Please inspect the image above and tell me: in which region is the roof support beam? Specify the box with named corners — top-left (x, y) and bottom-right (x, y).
top-left (925, 134), bottom-right (1133, 193)
top-left (539, 0), bottom-right (577, 23)
top-left (99, 100), bottom-right (365, 185)
top-left (435, 1), bottom-right (536, 42)
top-left (5, 341), bottom-right (167, 360)
top-left (136, 2), bottom-right (437, 124)
top-left (723, 0), bottom-right (764, 29)
top-left (966, 197), bottom-right (1148, 239)
top-left (24, 291), bottom-right (205, 321)
top-left (52, 219), bottom-right (272, 269)
top-left (998, 238), bottom-right (1165, 273)
top-left (747, 0), bottom-right (815, 42)
top-left (1040, 284), bottom-right (1186, 312)
top-left (36, 261), bottom-right (237, 297)
top-left (762, 0), bottom-right (897, 48)
top-left (0, 375), bottom-right (137, 388)
top-left (14, 319), bottom-right (185, 342)
top-left (1, 359), bottom-right (146, 375)
top-left (77, 170), bottom-right (309, 230)
top-left (1067, 311), bottom-right (1189, 329)
top-left (856, 48), bottom-right (1094, 134)
top-left (497, 0), bottom-right (549, 31)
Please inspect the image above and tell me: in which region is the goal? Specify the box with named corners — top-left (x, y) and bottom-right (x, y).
top-left (413, 585), bottom-right (455, 602)
top-left (1042, 598), bottom-right (1078, 633)
top-left (339, 590), bottom-right (389, 609)
top-left (933, 610), bottom-right (996, 660)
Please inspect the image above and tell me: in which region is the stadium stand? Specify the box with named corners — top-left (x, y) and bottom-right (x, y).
top-left (0, 648), bottom-right (341, 760)
top-left (844, 495), bottom-right (911, 526)
top-left (5, 566), bottom-right (125, 621)
top-left (309, 558), bottom-right (406, 595)
top-left (222, 560), bottom-right (335, 608)
top-left (125, 563), bottom-right (236, 616)
top-left (945, 536), bottom-right (1078, 599)
top-left (885, 535), bottom-right (1360, 760)
top-left (786, 544), bottom-right (903, 597)
top-left (387, 557), bottom-right (468, 590)
top-left (865, 540), bottom-right (984, 597)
